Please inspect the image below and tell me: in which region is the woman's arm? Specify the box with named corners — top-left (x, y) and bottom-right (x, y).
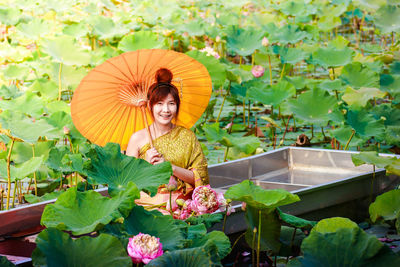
top-left (171, 164), bottom-right (195, 186)
top-left (126, 133), bottom-right (140, 157)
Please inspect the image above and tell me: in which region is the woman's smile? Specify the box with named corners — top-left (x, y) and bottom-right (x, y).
top-left (152, 94), bottom-right (177, 125)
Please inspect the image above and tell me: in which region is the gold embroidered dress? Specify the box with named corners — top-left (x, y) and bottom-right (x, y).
top-left (136, 126), bottom-right (209, 212)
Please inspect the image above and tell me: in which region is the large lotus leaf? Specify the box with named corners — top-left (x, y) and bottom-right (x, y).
top-left (311, 47), bottom-right (354, 68)
top-left (373, 5), bottom-right (400, 34)
top-left (46, 146), bottom-right (74, 173)
top-left (186, 50), bottom-right (226, 88)
top-left (226, 26), bottom-right (263, 56)
top-left (0, 84), bottom-right (23, 99)
top-left (270, 24), bottom-right (310, 45)
top-left (3, 64), bottom-right (30, 80)
top-left (45, 101), bottom-right (71, 114)
top-left (340, 62), bottom-right (379, 88)
top-left (179, 20), bottom-right (206, 36)
top-left (287, 88), bottom-right (338, 126)
top-left (247, 80), bottom-right (296, 107)
top-left (0, 111), bottom-right (60, 143)
top-left (318, 15), bottom-right (342, 32)
top-left (24, 191), bottom-right (63, 204)
top-left (346, 109), bottom-right (385, 139)
top-left (351, 151), bottom-right (395, 168)
top-left (279, 1), bottom-right (308, 17)
top-left (48, 63), bottom-right (88, 89)
top-left (279, 226), bottom-right (306, 257)
top-left (379, 74), bottom-right (400, 95)
top-left (62, 22), bottom-right (89, 38)
top-left (185, 213), bottom-right (223, 228)
top-left (118, 31), bottom-right (165, 52)
top-left (32, 228), bottom-right (131, 267)
top-left (121, 206), bottom-right (186, 251)
top-left (0, 7), bottom-right (21, 25)
top-left (312, 217), bottom-right (358, 234)
top-left (224, 180), bottom-right (300, 209)
top-left (385, 126), bottom-right (400, 146)
top-left (328, 35), bottom-right (350, 50)
top-left (15, 18), bottom-right (51, 40)
top-left (319, 79), bottom-right (344, 93)
top-left (190, 231), bottom-right (231, 260)
top-left (0, 256), bottom-right (14, 267)
top-left (277, 208), bottom-right (316, 229)
top-left (228, 135), bottom-right (261, 155)
top-left (386, 159), bottom-right (400, 176)
top-left (203, 123), bottom-right (229, 144)
top-left (87, 16), bottom-right (125, 39)
top-left (40, 183), bottom-right (139, 235)
top-left (342, 87), bottom-right (386, 108)
top-left (84, 143), bottom-right (171, 197)
top-left (27, 79), bottom-right (58, 101)
top-left (230, 82), bottom-right (247, 99)
top-left (224, 62), bottom-right (254, 84)
top-left (369, 189), bottom-right (400, 222)
top-left (291, 227), bottom-right (400, 266)
top-left (330, 126), bottom-right (364, 147)
top-left (0, 156), bottom-right (43, 182)
top-left (11, 141), bottom-right (54, 164)
top-left (0, 92), bottom-right (44, 118)
top-left (277, 46), bottom-right (308, 65)
top-left (41, 36), bottom-right (91, 66)
top-left (43, 111), bottom-right (73, 133)
top-left (390, 61), bottom-right (400, 75)
top-left (357, 0), bottom-right (386, 10)
top-left (284, 76), bottom-right (306, 90)
top-left (147, 246), bottom-right (220, 267)
top-left (371, 104), bottom-right (400, 126)
top-left (244, 206), bottom-right (281, 253)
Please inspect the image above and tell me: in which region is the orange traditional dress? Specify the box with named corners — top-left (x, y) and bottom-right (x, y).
top-left (135, 126), bottom-right (209, 214)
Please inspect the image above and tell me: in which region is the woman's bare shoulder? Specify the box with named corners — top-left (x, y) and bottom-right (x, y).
top-left (126, 129), bottom-right (148, 156)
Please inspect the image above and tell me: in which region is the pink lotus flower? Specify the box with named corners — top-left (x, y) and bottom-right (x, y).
top-left (190, 185), bottom-right (220, 215)
top-left (262, 37), bottom-right (269, 47)
top-left (251, 65), bottom-right (265, 78)
top-left (63, 126), bottom-right (70, 135)
top-left (127, 233), bottom-right (163, 264)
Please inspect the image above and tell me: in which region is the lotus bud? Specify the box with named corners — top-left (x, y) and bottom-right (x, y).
top-left (63, 126), bottom-right (70, 135)
top-left (251, 65), bottom-right (265, 78)
top-left (262, 37), bottom-right (269, 47)
top-left (175, 198), bottom-right (185, 207)
top-left (115, 217), bottom-right (124, 224)
top-left (127, 233), bottom-right (163, 264)
top-left (167, 176), bottom-right (177, 192)
top-left (216, 36), bottom-right (221, 42)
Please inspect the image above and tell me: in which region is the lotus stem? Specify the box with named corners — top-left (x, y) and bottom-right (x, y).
top-left (243, 99), bottom-right (246, 126)
top-left (248, 100), bottom-right (251, 127)
top-left (344, 129), bottom-right (355, 150)
top-left (277, 115), bottom-right (291, 149)
top-left (321, 126), bottom-right (326, 141)
top-left (257, 209), bottom-right (262, 267)
top-left (252, 227), bottom-right (257, 267)
top-left (58, 62), bottom-right (63, 101)
top-left (239, 56), bottom-right (243, 66)
top-left (222, 205), bottom-right (228, 233)
top-left (231, 231), bottom-right (246, 251)
top-left (169, 191), bottom-right (173, 215)
top-left (280, 63), bottom-right (286, 80)
top-left (286, 227), bottom-right (297, 264)
top-left (216, 81), bottom-right (231, 123)
top-left (268, 54), bottom-right (273, 85)
top-left (12, 182), bottom-right (17, 208)
top-left (31, 145), bottom-right (38, 195)
top-left (330, 67), bottom-right (335, 80)
top-left (223, 147), bottom-right (229, 162)
top-left (251, 51), bottom-right (255, 66)
top-left (6, 138), bottom-right (15, 210)
top-left (370, 165), bottom-right (376, 204)
top-left (0, 185), bottom-right (3, 210)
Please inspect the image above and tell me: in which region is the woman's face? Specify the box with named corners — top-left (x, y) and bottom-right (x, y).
top-left (152, 93), bottom-right (177, 125)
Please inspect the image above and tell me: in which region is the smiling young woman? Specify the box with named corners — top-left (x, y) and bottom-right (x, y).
top-left (126, 68), bottom-right (209, 214)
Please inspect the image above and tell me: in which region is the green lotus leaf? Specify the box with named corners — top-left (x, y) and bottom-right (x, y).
top-left (45, 101), bottom-right (71, 114)
top-left (190, 231), bottom-right (231, 260)
top-left (186, 224), bottom-right (207, 240)
top-left (11, 141), bottom-right (54, 164)
top-left (147, 246), bottom-right (220, 267)
top-left (48, 63), bottom-right (88, 90)
top-left (284, 76), bottom-right (306, 90)
top-left (311, 47), bottom-right (354, 68)
top-left (328, 36), bottom-right (350, 49)
top-left (279, 1), bottom-right (308, 17)
top-left (0, 84), bottom-right (23, 99)
top-left (118, 31), bottom-right (165, 52)
top-left (279, 226), bottom-right (306, 257)
top-left (116, 206), bottom-right (186, 251)
top-left (277, 208), bottom-right (316, 229)
top-left (0, 7), bottom-right (21, 26)
top-left (244, 206), bottom-right (281, 252)
top-left (62, 22), bottom-right (89, 38)
top-left (287, 88), bottom-right (338, 126)
top-left (24, 191), bottom-right (63, 204)
top-left (346, 109), bottom-right (385, 139)
top-left (228, 135), bottom-right (261, 155)
top-left (319, 79), bottom-right (344, 93)
top-left (386, 159), bottom-right (400, 176)
top-left (41, 183), bottom-right (139, 235)
top-left (351, 151), bottom-right (395, 169)
top-left (247, 80), bottom-right (296, 107)
top-left (3, 64), bottom-right (30, 81)
top-left (16, 18), bottom-right (51, 40)
top-left (373, 5), bottom-right (400, 34)
top-left (0, 156), bottom-right (43, 182)
top-left (369, 189), bottom-right (400, 222)
top-left (340, 62), bottom-right (379, 88)
top-left (226, 26), bottom-right (263, 56)
top-left (88, 16), bottom-right (126, 40)
top-left (330, 126), bottom-right (364, 147)
top-left (84, 143), bottom-right (172, 197)
top-left (385, 126), bottom-right (400, 146)
top-left (46, 146), bottom-right (74, 173)
top-left (0, 256), bottom-right (14, 267)
top-left (224, 180), bottom-right (300, 210)
top-left (186, 50), bottom-right (226, 88)
top-left (41, 36), bottom-right (91, 66)
top-left (276, 46), bottom-right (308, 65)
top-left (185, 213), bottom-right (223, 228)
top-left (342, 87), bottom-right (386, 108)
top-left (312, 217), bottom-right (358, 234)
top-left (318, 15), bottom-right (342, 32)
top-left (0, 111), bottom-right (59, 143)
top-left (357, 0), bottom-right (386, 10)
top-left (203, 123), bottom-right (228, 144)
top-left (27, 79), bottom-right (58, 101)
top-left (230, 82), bottom-right (247, 99)
top-left (292, 227), bottom-right (400, 266)
top-left (379, 74), bottom-right (400, 95)
top-left (32, 228), bottom-right (131, 267)
top-left (371, 104), bottom-right (400, 126)
top-left (0, 92), bottom-right (45, 118)
top-left (179, 20), bottom-right (206, 36)
top-left (270, 24), bottom-right (310, 45)
top-left (390, 61), bottom-right (400, 75)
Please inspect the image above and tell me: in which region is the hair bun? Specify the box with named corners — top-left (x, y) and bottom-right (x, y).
top-left (155, 68), bottom-right (173, 83)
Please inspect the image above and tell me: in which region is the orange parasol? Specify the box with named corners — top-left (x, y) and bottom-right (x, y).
top-left (71, 49), bottom-right (212, 150)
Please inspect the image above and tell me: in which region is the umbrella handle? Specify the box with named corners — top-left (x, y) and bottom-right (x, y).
top-left (140, 105), bottom-right (154, 148)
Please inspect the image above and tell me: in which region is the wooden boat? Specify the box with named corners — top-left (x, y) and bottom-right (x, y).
top-left (1, 147), bottom-right (399, 265)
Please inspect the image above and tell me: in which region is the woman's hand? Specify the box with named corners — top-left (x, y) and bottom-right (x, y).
top-left (145, 148), bottom-right (165, 165)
